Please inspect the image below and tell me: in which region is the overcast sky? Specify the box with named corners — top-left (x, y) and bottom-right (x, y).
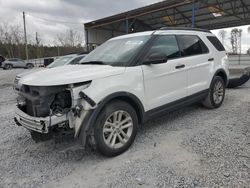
top-left (0, 0), bottom-right (250, 52)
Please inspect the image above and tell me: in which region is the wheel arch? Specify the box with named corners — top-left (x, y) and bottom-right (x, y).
top-left (214, 69), bottom-right (228, 86)
top-left (26, 63), bottom-right (34, 67)
top-left (92, 92), bottom-right (145, 124)
top-left (78, 92), bottom-right (145, 146)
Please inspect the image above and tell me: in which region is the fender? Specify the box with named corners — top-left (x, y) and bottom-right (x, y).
top-left (213, 68), bottom-right (229, 86)
top-left (78, 91), bottom-right (145, 146)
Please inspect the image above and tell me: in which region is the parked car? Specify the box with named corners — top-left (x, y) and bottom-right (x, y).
top-left (1, 58), bottom-right (34, 70)
top-left (46, 54), bottom-right (87, 68)
top-left (14, 54), bottom-right (87, 91)
top-left (43, 57), bottom-right (54, 67)
top-left (14, 27), bottom-right (229, 157)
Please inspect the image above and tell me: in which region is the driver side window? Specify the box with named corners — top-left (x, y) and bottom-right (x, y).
top-left (144, 35), bottom-right (181, 61)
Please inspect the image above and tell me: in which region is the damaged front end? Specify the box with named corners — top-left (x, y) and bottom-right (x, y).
top-left (14, 81), bottom-right (95, 142)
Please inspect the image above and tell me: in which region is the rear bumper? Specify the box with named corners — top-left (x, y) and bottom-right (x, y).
top-left (14, 107), bottom-right (68, 133)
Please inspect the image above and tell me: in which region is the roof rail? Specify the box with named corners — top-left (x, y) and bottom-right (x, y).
top-left (159, 27), bottom-right (211, 33)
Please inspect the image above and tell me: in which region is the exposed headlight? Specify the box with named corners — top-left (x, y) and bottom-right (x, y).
top-left (17, 95), bottom-right (26, 107)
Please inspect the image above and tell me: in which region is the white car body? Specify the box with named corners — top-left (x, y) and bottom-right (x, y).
top-left (14, 28), bottom-right (229, 154)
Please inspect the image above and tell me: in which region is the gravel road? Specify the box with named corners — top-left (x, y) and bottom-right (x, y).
top-left (0, 69), bottom-right (249, 188)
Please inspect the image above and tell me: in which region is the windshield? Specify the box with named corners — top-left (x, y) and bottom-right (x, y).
top-left (47, 56), bottom-right (74, 68)
top-left (81, 35), bottom-right (151, 66)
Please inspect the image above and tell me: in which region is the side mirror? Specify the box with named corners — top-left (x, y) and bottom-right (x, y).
top-left (144, 52), bottom-right (168, 65)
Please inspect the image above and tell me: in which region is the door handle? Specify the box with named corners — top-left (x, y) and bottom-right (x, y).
top-left (175, 64), bottom-right (185, 69)
top-left (208, 58), bottom-right (214, 61)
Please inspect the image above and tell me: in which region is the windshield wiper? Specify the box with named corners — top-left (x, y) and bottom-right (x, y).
top-left (80, 61), bottom-right (107, 65)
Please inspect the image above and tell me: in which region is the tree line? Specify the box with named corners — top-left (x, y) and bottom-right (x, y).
top-left (218, 27), bottom-right (250, 55)
top-left (0, 22), bottom-right (87, 60)
top-left (2, 22), bottom-right (250, 59)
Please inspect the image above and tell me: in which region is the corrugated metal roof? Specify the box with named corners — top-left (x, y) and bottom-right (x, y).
top-left (84, 0), bottom-right (250, 31)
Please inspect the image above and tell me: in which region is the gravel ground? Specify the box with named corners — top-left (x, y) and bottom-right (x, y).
top-left (0, 68), bottom-right (249, 188)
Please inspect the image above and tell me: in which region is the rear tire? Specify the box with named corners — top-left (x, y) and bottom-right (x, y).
top-left (26, 63), bottom-right (34, 69)
top-left (202, 76), bottom-right (225, 109)
top-left (94, 100), bottom-right (138, 157)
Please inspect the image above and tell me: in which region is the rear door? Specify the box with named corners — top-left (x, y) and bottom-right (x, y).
top-left (141, 35), bottom-right (188, 110)
top-left (18, 60), bottom-right (26, 68)
top-left (176, 35), bottom-right (211, 96)
top-left (12, 59), bottom-right (25, 68)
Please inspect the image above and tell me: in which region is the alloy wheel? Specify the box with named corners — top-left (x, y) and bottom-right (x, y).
top-left (103, 110), bottom-right (133, 149)
top-left (213, 80), bottom-right (224, 104)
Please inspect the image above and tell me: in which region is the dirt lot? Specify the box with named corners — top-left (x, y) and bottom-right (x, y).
top-left (0, 69), bottom-right (249, 188)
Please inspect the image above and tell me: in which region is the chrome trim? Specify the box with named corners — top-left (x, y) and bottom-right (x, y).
top-left (15, 107), bottom-right (68, 133)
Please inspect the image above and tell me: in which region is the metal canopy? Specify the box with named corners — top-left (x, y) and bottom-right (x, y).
top-left (84, 0), bottom-right (250, 49)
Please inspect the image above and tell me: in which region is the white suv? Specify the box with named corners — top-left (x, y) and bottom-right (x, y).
top-left (14, 27), bottom-right (229, 157)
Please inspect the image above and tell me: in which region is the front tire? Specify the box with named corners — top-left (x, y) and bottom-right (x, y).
top-left (3, 64), bottom-right (12, 70)
top-left (202, 76), bottom-right (225, 109)
top-left (94, 100), bottom-right (138, 157)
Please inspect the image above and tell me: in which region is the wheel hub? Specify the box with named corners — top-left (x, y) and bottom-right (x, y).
top-left (213, 80), bottom-right (224, 104)
top-left (103, 110), bottom-right (133, 149)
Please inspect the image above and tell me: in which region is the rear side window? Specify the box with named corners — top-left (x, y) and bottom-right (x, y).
top-left (144, 35), bottom-right (181, 60)
top-left (207, 36), bottom-right (225, 51)
top-left (177, 35), bottom-right (209, 57)
top-left (70, 56), bottom-right (84, 64)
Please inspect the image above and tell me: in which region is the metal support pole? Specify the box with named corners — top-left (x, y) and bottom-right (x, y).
top-left (125, 19), bottom-right (129, 34)
top-left (85, 29), bottom-right (89, 52)
top-left (192, 1), bottom-right (196, 28)
top-left (23, 11), bottom-right (29, 60)
top-left (35, 32), bottom-right (39, 58)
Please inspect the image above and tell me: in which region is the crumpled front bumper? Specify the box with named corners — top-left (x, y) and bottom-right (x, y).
top-left (14, 107), bottom-right (68, 133)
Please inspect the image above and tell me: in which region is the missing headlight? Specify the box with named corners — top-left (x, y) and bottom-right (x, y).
top-left (50, 90), bottom-right (72, 115)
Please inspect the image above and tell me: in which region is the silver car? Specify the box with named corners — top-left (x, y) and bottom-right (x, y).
top-left (1, 58), bottom-right (34, 70)
top-left (46, 54), bottom-right (86, 68)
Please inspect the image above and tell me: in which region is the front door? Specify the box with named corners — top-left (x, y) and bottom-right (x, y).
top-left (141, 35), bottom-right (188, 111)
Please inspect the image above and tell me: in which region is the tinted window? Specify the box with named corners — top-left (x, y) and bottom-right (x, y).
top-left (177, 35), bottom-right (208, 56)
top-left (207, 36), bottom-right (225, 51)
top-left (70, 56), bottom-right (85, 64)
top-left (9, 59), bottom-right (17, 61)
top-left (47, 56), bottom-right (73, 68)
top-left (144, 35), bottom-right (181, 61)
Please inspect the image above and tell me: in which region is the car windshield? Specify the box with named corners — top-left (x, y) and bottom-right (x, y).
top-left (81, 35), bottom-right (151, 66)
top-left (47, 56), bottom-right (74, 68)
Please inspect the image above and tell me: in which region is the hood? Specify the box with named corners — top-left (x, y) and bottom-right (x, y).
top-left (19, 65), bottom-right (125, 86)
top-left (17, 68), bottom-right (45, 78)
